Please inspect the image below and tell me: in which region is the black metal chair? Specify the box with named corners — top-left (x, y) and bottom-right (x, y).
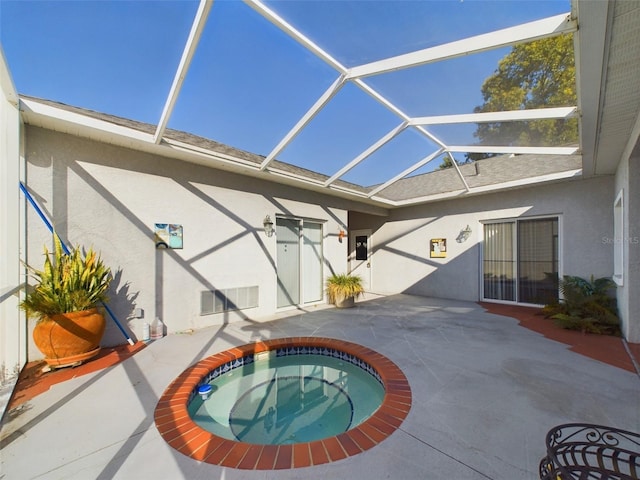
top-left (540, 423), bottom-right (640, 479)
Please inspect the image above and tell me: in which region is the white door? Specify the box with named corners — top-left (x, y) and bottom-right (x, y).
top-left (276, 218), bottom-right (324, 308)
top-left (276, 218), bottom-right (300, 308)
top-left (302, 222), bottom-right (323, 303)
top-left (349, 229), bottom-right (372, 291)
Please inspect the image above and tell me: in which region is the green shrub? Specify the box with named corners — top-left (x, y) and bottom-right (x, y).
top-left (542, 275), bottom-right (620, 335)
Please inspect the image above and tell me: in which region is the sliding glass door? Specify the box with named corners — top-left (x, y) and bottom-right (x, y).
top-left (483, 217), bottom-right (559, 304)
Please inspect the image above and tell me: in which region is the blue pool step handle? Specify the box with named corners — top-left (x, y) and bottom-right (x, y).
top-left (198, 385), bottom-right (213, 401)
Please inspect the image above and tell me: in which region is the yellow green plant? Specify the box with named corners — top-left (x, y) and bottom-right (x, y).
top-left (326, 273), bottom-right (364, 304)
top-left (21, 235), bottom-right (112, 321)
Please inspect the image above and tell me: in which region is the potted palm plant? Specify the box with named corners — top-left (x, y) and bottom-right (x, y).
top-left (21, 235), bottom-right (112, 370)
top-left (326, 273), bottom-right (365, 308)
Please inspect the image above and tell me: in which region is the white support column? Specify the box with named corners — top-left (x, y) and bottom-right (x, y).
top-left (0, 47), bottom-right (26, 383)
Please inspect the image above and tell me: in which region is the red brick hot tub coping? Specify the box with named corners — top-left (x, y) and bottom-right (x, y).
top-left (154, 337), bottom-right (412, 470)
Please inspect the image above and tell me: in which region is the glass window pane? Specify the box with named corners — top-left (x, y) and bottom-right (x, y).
top-left (518, 218), bottom-right (559, 304)
top-left (483, 222), bottom-right (516, 301)
top-left (302, 222), bottom-right (323, 303)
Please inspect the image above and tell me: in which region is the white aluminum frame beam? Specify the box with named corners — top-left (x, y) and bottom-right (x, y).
top-left (345, 16), bottom-right (576, 192)
top-left (244, 0), bottom-right (347, 74)
top-left (234, 4), bottom-right (581, 198)
top-left (353, 79), bottom-right (449, 149)
top-left (448, 145), bottom-right (578, 155)
top-left (260, 74), bottom-right (347, 170)
top-left (446, 151), bottom-right (471, 191)
top-left (352, 78), bottom-right (450, 151)
top-left (247, 0), bottom-right (452, 177)
top-left (324, 121), bottom-right (408, 186)
top-left (410, 106), bottom-right (577, 126)
top-left (367, 148), bottom-right (444, 198)
top-left (154, 0), bottom-right (213, 144)
top-left (246, 0), bottom-right (354, 171)
top-left (348, 13), bottom-right (576, 79)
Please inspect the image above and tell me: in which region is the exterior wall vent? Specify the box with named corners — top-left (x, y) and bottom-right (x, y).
top-left (200, 286), bottom-right (259, 315)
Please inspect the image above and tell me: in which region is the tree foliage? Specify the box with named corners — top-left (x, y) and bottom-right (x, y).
top-left (468, 34), bottom-right (578, 161)
top-left (437, 154), bottom-right (471, 170)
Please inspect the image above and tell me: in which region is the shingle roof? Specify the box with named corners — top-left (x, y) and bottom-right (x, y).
top-left (21, 95), bottom-right (582, 205)
top-left (374, 154), bottom-right (582, 201)
top-left (21, 95), bottom-right (370, 194)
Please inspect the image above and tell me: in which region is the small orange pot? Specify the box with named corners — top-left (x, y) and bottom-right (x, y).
top-left (33, 308), bottom-right (106, 367)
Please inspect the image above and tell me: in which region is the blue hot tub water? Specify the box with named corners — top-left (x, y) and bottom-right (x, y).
top-left (188, 349), bottom-right (385, 445)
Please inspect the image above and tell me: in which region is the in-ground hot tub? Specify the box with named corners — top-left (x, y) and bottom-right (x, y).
top-left (155, 337), bottom-right (411, 470)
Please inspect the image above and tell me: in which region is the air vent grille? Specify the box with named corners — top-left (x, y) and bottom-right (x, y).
top-left (201, 286), bottom-right (259, 315)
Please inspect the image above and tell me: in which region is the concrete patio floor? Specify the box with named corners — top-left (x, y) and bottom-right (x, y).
top-left (1, 295), bottom-right (639, 479)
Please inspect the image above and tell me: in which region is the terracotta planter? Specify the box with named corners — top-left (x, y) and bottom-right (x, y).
top-left (33, 308), bottom-right (106, 368)
top-left (334, 295), bottom-right (355, 308)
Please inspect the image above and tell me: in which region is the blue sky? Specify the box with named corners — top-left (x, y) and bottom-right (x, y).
top-left (1, 0), bottom-right (571, 187)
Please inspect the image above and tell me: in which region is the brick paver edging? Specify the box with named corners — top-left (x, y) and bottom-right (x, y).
top-left (154, 337), bottom-right (412, 469)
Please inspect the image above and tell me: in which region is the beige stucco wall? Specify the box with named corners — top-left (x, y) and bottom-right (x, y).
top-left (351, 175), bottom-right (615, 304)
top-left (23, 126), bottom-right (371, 357)
top-left (615, 139), bottom-right (640, 343)
top-left (23, 121), bottom-right (634, 356)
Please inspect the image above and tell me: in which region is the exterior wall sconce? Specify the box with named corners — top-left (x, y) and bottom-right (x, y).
top-left (263, 215), bottom-right (274, 237)
top-left (338, 229), bottom-right (346, 243)
top-left (456, 224), bottom-right (472, 243)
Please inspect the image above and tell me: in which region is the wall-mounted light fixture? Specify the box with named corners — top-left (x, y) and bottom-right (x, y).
top-left (338, 229), bottom-right (346, 243)
top-left (263, 215), bottom-right (274, 237)
top-left (456, 224), bottom-right (472, 243)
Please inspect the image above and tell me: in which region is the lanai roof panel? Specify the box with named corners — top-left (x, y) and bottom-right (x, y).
top-left (2, 0), bottom-right (588, 204)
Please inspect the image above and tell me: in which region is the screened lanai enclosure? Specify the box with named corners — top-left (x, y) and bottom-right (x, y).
top-left (2, 0), bottom-right (582, 200)
top-left (2, 0), bottom-right (640, 384)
